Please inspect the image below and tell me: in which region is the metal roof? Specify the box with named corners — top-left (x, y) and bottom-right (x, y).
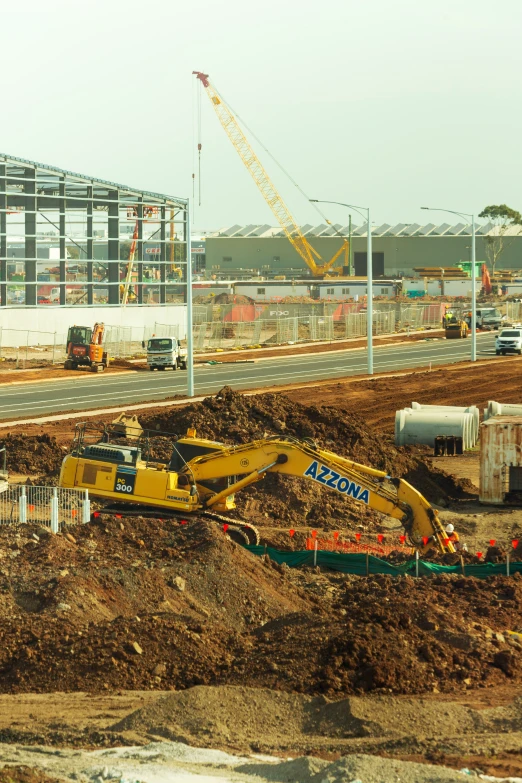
top-left (208, 222), bottom-right (522, 239)
top-left (0, 153), bottom-right (187, 206)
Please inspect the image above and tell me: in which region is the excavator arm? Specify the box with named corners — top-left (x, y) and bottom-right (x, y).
top-left (182, 436), bottom-right (454, 553)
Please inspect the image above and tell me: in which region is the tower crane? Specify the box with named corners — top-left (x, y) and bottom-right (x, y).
top-left (193, 71), bottom-right (348, 279)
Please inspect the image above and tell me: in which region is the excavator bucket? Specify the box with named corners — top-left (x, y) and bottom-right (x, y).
top-left (111, 413), bottom-right (143, 441)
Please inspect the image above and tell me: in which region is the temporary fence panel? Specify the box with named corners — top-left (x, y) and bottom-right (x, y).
top-left (506, 302), bottom-right (522, 322)
top-left (0, 485), bottom-right (90, 531)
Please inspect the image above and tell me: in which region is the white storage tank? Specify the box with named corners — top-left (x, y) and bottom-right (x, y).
top-left (411, 402), bottom-right (479, 441)
top-left (395, 408), bottom-right (476, 449)
top-left (484, 401), bottom-right (522, 421)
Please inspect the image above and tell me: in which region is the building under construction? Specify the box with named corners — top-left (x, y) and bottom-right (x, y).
top-left (0, 154), bottom-right (188, 309)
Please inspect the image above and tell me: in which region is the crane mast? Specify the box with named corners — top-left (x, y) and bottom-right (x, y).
top-left (193, 71), bottom-right (348, 278)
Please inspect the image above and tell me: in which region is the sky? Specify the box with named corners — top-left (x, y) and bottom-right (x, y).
top-left (2, 0), bottom-right (522, 232)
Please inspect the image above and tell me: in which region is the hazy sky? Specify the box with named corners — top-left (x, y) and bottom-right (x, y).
top-left (3, 0), bottom-right (521, 231)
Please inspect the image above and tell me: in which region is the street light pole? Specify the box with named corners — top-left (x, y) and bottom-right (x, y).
top-left (310, 199), bottom-right (373, 375)
top-left (421, 206), bottom-right (477, 362)
top-left (367, 207), bottom-right (373, 374)
top-left (186, 200), bottom-right (194, 396)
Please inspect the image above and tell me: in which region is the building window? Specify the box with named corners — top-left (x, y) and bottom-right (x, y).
top-left (257, 287), bottom-right (266, 295)
top-left (342, 288), bottom-right (350, 295)
top-left (326, 288), bottom-right (334, 295)
top-left (223, 256), bottom-right (232, 263)
top-left (381, 288), bottom-right (388, 294)
top-left (273, 256), bottom-right (280, 262)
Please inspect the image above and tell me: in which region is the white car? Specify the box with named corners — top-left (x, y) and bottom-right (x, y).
top-left (496, 327), bottom-right (522, 355)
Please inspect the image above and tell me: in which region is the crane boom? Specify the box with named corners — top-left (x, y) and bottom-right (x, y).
top-left (193, 71), bottom-right (347, 278)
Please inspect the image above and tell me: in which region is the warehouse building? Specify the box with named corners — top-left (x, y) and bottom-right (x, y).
top-left (204, 222), bottom-right (522, 278)
top-left (0, 153), bottom-right (188, 333)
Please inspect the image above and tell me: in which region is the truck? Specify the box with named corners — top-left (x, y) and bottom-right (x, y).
top-left (496, 326), bottom-right (522, 355)
top-left (146, 336), bottom-right (187, 371)
top-left (467, 307), bottom-right (506, 330)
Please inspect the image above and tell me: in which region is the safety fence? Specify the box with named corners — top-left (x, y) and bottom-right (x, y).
top-left (245, 545), bottom-right (522, 578)
top-left (0, 321), bottom-right (180, 366)
top-left (0, 485), bottom-right (90, 531)
top-left (506, 301), bottom-right (522, 322)
top-left (305, 536), bottom-right (414, 557)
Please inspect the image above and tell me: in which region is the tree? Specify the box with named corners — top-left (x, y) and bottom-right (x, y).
top-left (478, 204), bottom-right (522, 276)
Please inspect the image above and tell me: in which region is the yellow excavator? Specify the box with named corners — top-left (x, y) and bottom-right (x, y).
top-left (59, 422), bottom-right (454, 553)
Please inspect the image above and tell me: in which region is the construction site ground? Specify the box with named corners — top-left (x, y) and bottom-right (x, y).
top-left (2, 358), bottom-right (522, 781)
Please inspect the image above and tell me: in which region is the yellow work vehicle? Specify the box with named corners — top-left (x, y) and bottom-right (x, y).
top-left (59, 423), bottom-right (455, 553)
top-left (443, 312), bottom-right (469, 339)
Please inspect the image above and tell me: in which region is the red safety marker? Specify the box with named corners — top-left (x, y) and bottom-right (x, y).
top-left (93, 511), bottom-right (100, 518)
top-left (513, 539), bottom-right (519, 549)
top-left (399, 535), bottom-right (406, 544)
top-left (489, 539), bottom-right (496, 546)
top-left (180, 519), bottom-right (188, 525)
top-left (333, 531), bottom-right (339, 541)
top-left (223, 523), bottom-right (229, 533)
top-left (115, 514), bottom-right (122, 519)
top-left (311, 529), bottom-right (317, 539)
top-left (289, 529), bottom-right (295, 537)
top-left (476, 552), bottom-right (483, 559)
top-left (377, 533), bottom-right (384, 543)
top-left (422, 536), bottom-right (429, 546)
top-left (355, 532), bottom-right (361, 541)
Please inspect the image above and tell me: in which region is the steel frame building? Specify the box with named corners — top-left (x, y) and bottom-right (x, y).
top-left (0, 154), bottom-right (188, 307)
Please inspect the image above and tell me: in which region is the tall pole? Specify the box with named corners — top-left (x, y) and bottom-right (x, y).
top-left (348, 214), bottom-right (352, 276)
top-left (186, 201), bottom-right (194, 396)
top-left (367, 208), bottom-right (373, 375)
top-left (471, 214), bottom-right (477, 362)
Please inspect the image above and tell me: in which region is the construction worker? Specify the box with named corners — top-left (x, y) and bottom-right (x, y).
top-left (445, 523), bottom-right (460, 549)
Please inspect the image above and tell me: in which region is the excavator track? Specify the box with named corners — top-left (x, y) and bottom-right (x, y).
top-left (93, 503), bottom-right (260, 546)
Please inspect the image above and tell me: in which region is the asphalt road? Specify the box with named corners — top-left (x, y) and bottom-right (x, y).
top-left (0, 333), bottom-right (499, 421)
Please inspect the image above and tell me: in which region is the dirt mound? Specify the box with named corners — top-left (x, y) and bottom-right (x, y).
top-left (139, 387), bottom-right (474, 533)
top-left (0, 435), bottom-right (65, 477)
top-left (113, 684), bottom-right (522, 758)
top-left (230, 573), bottom-right (522, 697)
top-left (0, 768), bottom-right (61, 783)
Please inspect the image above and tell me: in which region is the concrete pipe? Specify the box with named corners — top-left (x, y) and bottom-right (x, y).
top-left (411, 402), bottom-right (479, 441)
top-left (395, 408), bottom-right (476, 449)
top-left (485, 401), bottom-right (522, 419)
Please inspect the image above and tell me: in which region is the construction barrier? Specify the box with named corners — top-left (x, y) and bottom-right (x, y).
top-left (245, 545), bottom-right (522, 578)
top-left (0, 485), bottom-right (90, 532)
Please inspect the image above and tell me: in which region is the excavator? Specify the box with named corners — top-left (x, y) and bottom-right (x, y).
top-left (59, 421), bottom-right (455, 553)
top-left (64, 323), bottom-right (109, 372)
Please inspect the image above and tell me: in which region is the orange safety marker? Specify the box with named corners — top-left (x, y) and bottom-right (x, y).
top-left (489, 539), bottom-right (496, 546)
top-left (476, 552), bottom-right (483, 559)
top-left (311, 529), bottom-right (317, 539)
top-left (289, 529), bottom-right (295, 537)
top-left (355, 532), bottom-right (361, 541)
top-left (399, 535), bottom-right (406, 544)
top-left (333, 531), bottom-right (339, 541)
top-left (422, 536), bottom-right (429, 546)
top-left (29, 504), bottom-right (35, 512)
top-left (180, 519), bottom-right (188, 525)
top-left (71, 510), bottom-right (77, 517)
top-left (93, 511), bottom-right (100, 518)
top-left (513, 540), bottom-right (519, 549)
top-left (377, 534), bottom-right (384, 543)
top-left (223, 523), bottom-right (229, 532)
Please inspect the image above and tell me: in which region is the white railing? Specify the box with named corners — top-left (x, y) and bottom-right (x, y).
top-left (0, 485), bottom-right (90, 532)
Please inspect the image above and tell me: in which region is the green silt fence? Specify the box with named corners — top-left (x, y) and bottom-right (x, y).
top-left (244, 546), bottom-right (522, 578)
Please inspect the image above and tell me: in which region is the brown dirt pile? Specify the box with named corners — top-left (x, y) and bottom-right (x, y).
top-left (139, 387), bottom-right (474, 532)
top-left (0, 768), bottom-right (61, 783)
top-left (0, 516), bottom-right (521, 697)
top-left (0, 435), bottom-right (65, 477)
top-left (112, 684), bottom-right (522, 755)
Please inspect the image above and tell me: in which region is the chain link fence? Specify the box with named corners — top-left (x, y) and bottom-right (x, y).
top-left (0, 485), bottom-right (90, 532)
